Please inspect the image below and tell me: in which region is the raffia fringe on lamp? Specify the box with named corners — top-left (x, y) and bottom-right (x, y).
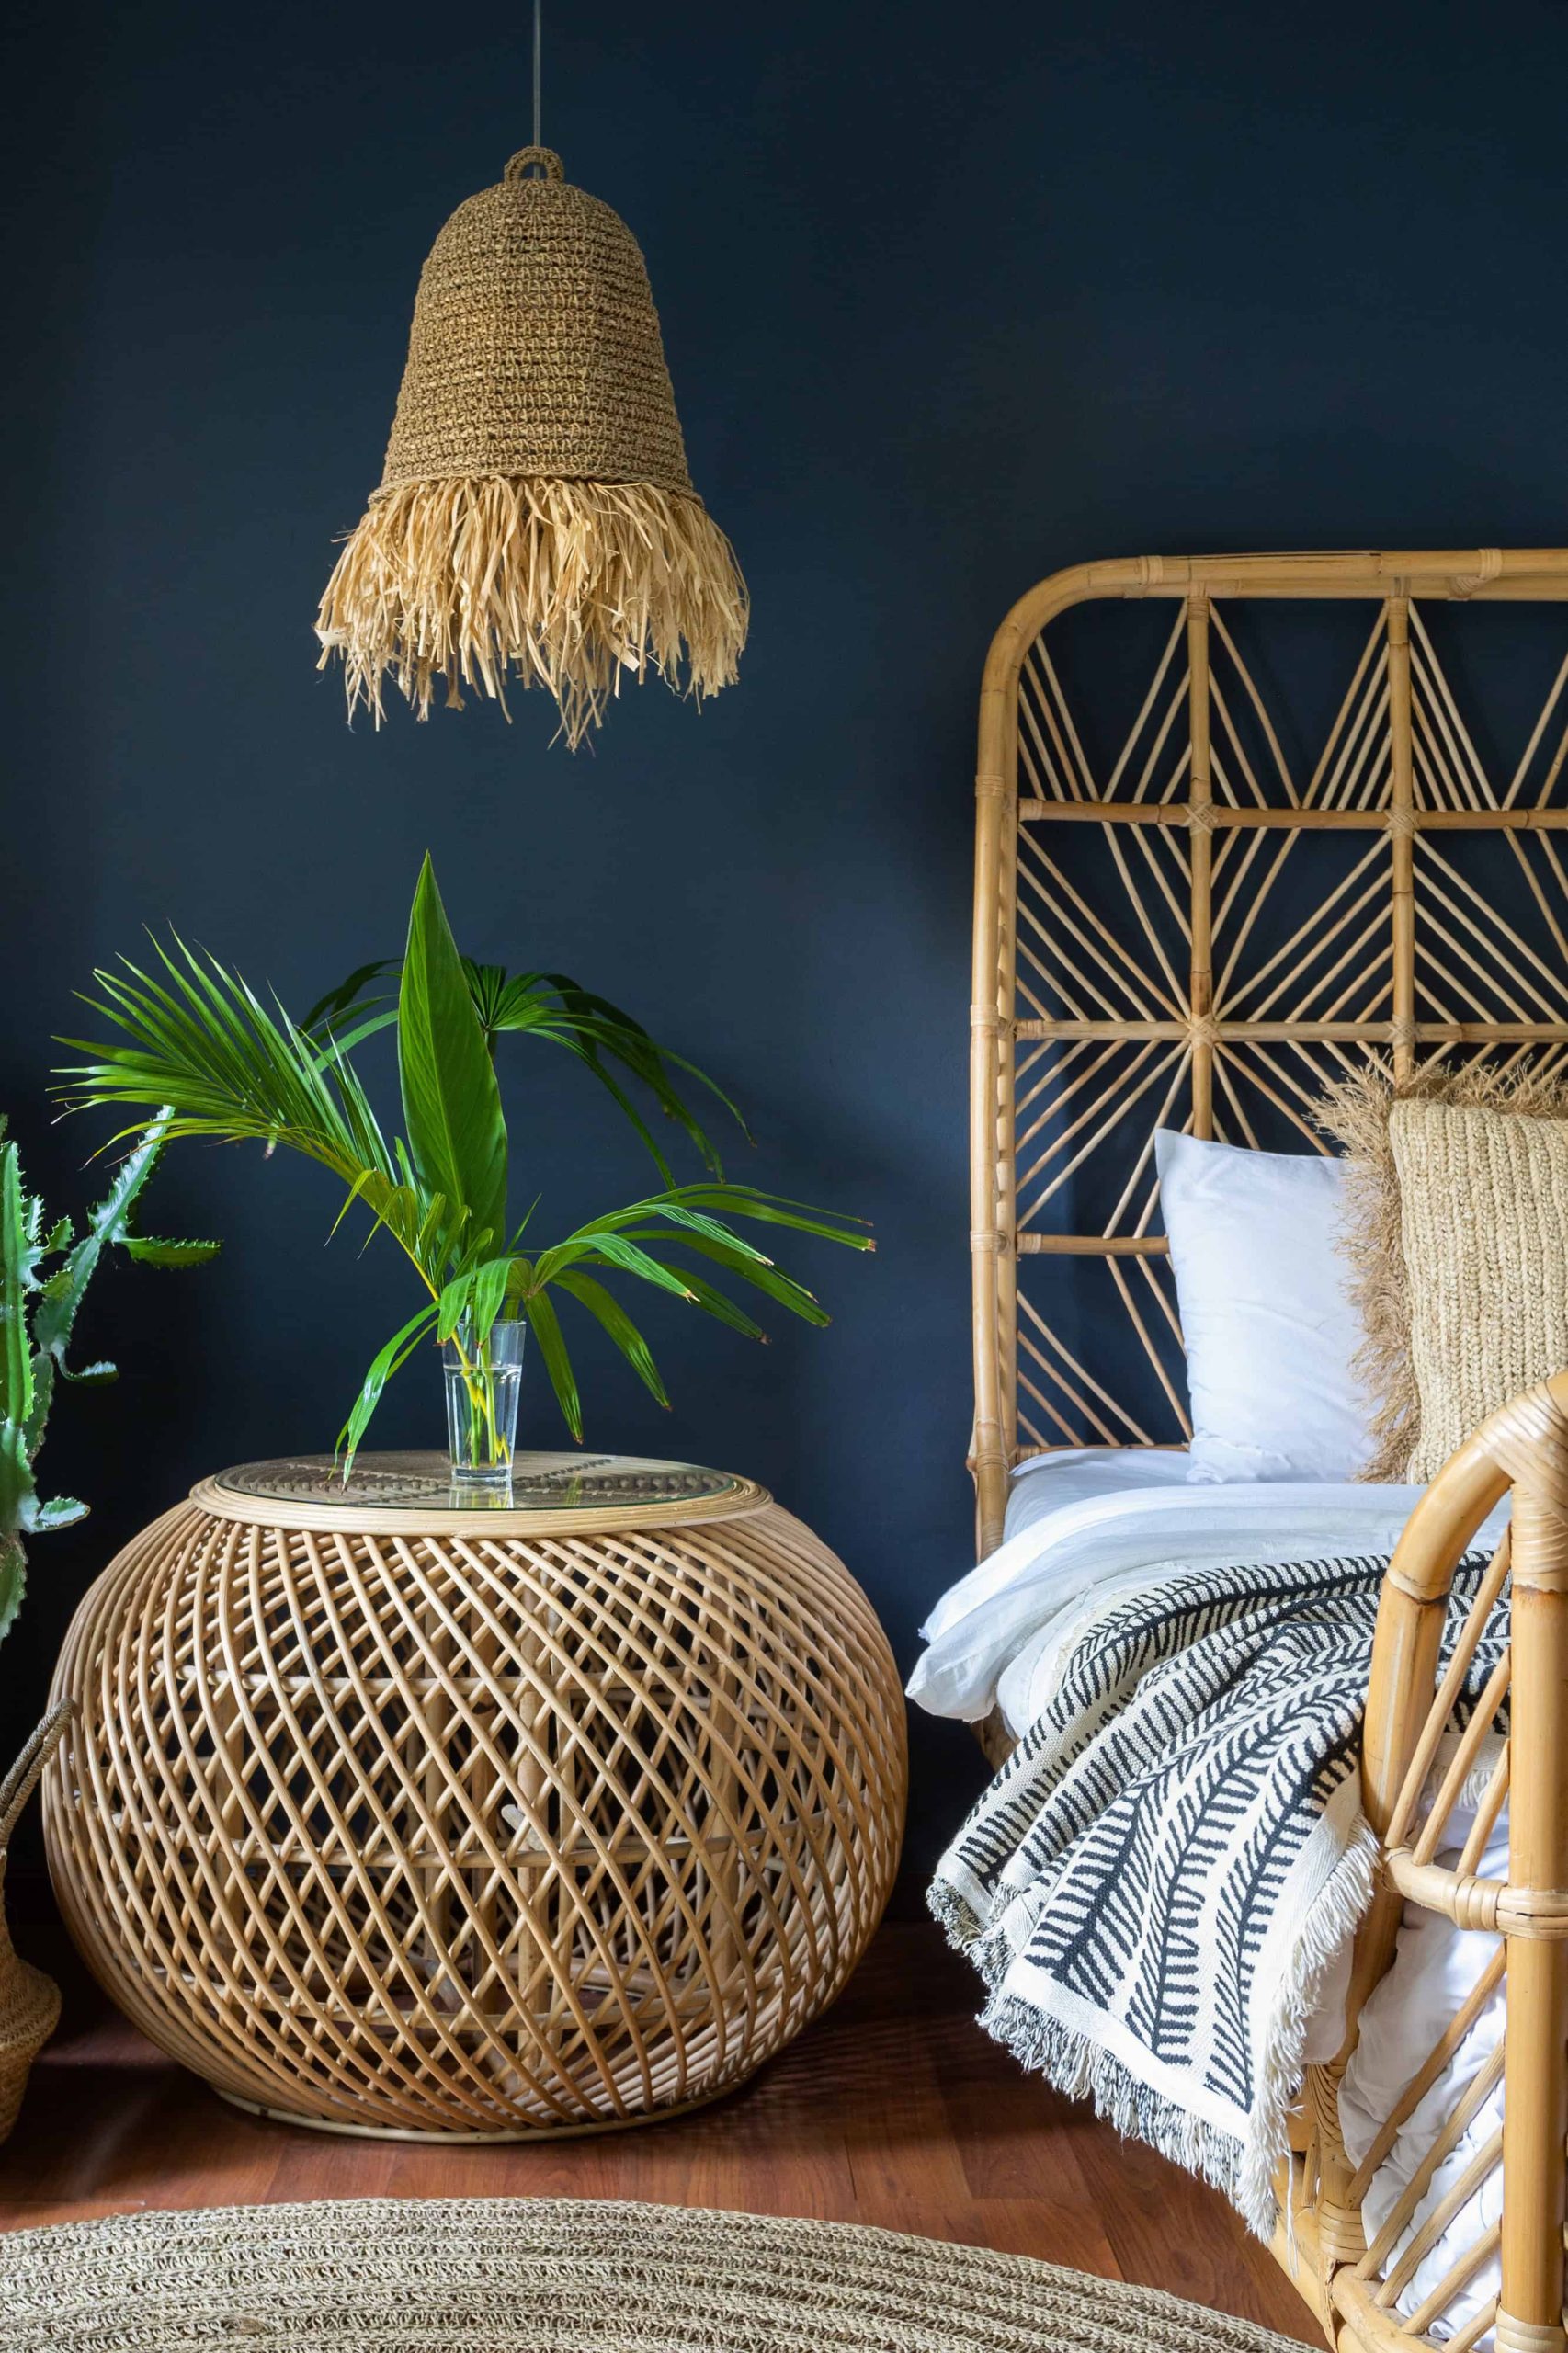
top-left (314, 146), bottom-right (747, 748)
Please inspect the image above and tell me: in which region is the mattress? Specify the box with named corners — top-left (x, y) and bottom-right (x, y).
top-left (909, 1451), bottom-right (1509, 2339)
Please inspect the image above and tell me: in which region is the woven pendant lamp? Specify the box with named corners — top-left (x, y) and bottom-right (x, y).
top-left (315, 143), bottom-right (747, 747)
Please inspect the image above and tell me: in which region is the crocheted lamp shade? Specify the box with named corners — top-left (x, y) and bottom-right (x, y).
top-left (315, 147), bottom-right (747, 747)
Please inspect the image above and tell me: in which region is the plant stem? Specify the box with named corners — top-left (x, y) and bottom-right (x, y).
top-left (452, 1328), bottom-right (508, 1472)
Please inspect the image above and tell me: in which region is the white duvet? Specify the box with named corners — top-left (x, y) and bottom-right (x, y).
top-left (910, 1452), bottom-right (1509, 2341)
top-left (909, 1449), bottom-right (1434, 1734)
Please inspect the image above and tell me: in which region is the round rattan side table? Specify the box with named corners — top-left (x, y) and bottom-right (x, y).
top-left (43, 1452), bottom-right (906, 2141)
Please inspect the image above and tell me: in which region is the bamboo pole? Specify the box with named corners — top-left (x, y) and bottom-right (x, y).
top-left (1498, 1449), bottom-right (1568, 2353)
top-left (1386, 595), bottom-right (1417, 1084)
top-left (970, 607), bottom-right (1020, 1553)
top-left (997, 763), bottom-right (1020, 1489)
top-left (1187, 595), bottom-right (1215, 1135)
top-left (1015, 1017), bottom-right (1568, 1041)
top-left (1020, 801), bottom-right (1568, 828)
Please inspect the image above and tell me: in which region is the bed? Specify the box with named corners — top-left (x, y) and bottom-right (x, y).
top-left (924, 550), bottom-right (1568, 2353)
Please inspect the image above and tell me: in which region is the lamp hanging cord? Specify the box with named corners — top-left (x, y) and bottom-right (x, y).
top-left (532, 0), bottom-right (542, 151)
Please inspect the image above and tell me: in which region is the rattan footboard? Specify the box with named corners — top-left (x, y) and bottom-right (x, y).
top-left (964, 551), bottom-right (1568, 2351)
top-left (1274, 1377), bottom-right (1565, 2353)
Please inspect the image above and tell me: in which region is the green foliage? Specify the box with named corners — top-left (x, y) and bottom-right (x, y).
top-left (303, 939), bottom-right (744, 1188)
top-left (58, 856), bottom-right (871, 1472)
top-left (397, 859), bottom-right (509, 1262)
top-left (0, 1111), bottom-right (217, 1654)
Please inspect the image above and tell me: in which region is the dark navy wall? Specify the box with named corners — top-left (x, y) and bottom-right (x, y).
top-left (5, 0), bottom-right (1567, 1892)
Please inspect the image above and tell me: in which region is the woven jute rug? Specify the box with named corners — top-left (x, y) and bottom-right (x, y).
top-left (0, 2194), bottom-right (1307, 2353)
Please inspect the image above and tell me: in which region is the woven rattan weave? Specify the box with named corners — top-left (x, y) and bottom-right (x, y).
top-left (970, 547), bottom-right (1568, 1552)
top-left (315, 145), bottom-right (748, 743)
top-left (42, 1454), bottom-right (905, 2141)
top-left (378, 147), bottom-right (694, 494)
top-left (0, 1700), bottom-right (72, 2143)
top-left (966, 550), bottom-right (1568, 2353)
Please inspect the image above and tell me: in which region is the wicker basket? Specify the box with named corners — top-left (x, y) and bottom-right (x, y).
top-left (0, 1699), bottom-right (73, 2143)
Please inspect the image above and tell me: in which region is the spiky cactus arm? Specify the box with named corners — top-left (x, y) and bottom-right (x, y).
top-left (0, 1138), bottom-right (40, 1534)
top-left (31, 1110), bottom-right (218, 1400)
top-left (0, 1533), bottom-right (22, 1649)
top-left (0, 1113), bottom-right (216, 1603)
top-left (0, 1135), bottom-right (85, 1558)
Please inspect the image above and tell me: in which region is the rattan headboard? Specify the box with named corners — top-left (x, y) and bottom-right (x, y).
top-left (969, 549), bottom-right (1568, 1552)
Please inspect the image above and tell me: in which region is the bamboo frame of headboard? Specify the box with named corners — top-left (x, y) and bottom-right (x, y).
top-left (970, 550), bottom-right (1568, 1555)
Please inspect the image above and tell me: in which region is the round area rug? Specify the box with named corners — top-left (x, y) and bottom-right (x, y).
top-left (0, 2195), bottom-right (1309, 2353)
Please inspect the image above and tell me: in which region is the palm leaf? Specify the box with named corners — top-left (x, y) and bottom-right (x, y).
top-left (55, 943), bottom-right (456, 1287)
top-left (552, 1269), bottom-right (670, 1408)
top-left (57, 884), bottom-right (872, 1468)
top-left (522, 1287), bottom-right (582, 1441)
top-left (530, 975), bottom-right (741, 1176)
top-left (651, 1232), bottom-right (830, 1325)
top-left (664, 1265), bottom-right (767, 1341)
top-left (336, 1299), bottom-right (441, 1471)
top-left (437, 1254), bottom-right (512, 1347)
top-left (302, 959), bottom-right (397, 1037)
top-left (59, 938), bottom-right (392, 1187)
top-left (563, 1182), bottom-right (872, 1253)
top-left (301, 947), bottom-right (744, 1181)
top-left (471, 1255), bottom-right (512, 1345)
top-left (398, 858), bottom-right (508, 1259)
top-left (532, 1225), bottom-right (699, 1302)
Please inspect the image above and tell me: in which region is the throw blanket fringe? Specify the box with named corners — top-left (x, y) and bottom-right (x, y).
top-left (931, 1824), bottom-right (1379, 2233)
top-left (930, 1550), bottom-right (1498, 2240)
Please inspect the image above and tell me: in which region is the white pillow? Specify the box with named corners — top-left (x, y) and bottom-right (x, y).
top-left (1153, 1128), bottom-right (1370, 1483)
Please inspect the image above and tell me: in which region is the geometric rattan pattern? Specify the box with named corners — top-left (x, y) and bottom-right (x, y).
top-left (970, 548), bottom-right (1568, 1552)
top-left (42, 1473), bottom-right (906, 2141)
top-left (970, 555), bottom-right (1568, 2353)
top-left (1295, 1373), bottom-right (1568, 2353)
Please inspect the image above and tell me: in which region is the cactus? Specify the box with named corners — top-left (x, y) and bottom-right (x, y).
top-left (0, 1111), bottom-right (216, 1647)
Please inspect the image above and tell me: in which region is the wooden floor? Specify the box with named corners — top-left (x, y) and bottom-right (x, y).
top-left (0, 1918), bottom-right (1315, 2341)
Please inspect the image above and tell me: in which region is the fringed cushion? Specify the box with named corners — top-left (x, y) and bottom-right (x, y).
top-left (1393, 1098), bottom-right (1568, 1481)
top-left (1319, 1061), bottom-right (1568, 1481)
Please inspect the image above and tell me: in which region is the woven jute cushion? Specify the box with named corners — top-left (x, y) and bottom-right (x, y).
top-left (1319, 1060), bottom-right (1568, 1480)
top-left (1392, 1097), bottom-right (1568, 1483)
top-left (0, 2195), bottom-right (1309, 2353)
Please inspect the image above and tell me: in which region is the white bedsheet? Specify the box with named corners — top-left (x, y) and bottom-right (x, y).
top-left (911, 1452), bottom-right (1511, 2339)
top-left (909, 1450), bottom-right (1432, 1735)
top-left (1340, 1795), bottom-right (1506, 2345)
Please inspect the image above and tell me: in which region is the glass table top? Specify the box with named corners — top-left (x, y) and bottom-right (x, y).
top-left (211, 1451), bottom-right (744, 1515)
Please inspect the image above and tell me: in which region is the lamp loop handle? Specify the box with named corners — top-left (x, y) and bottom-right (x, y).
top-left (505, 146), bottom-right (564, 186)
